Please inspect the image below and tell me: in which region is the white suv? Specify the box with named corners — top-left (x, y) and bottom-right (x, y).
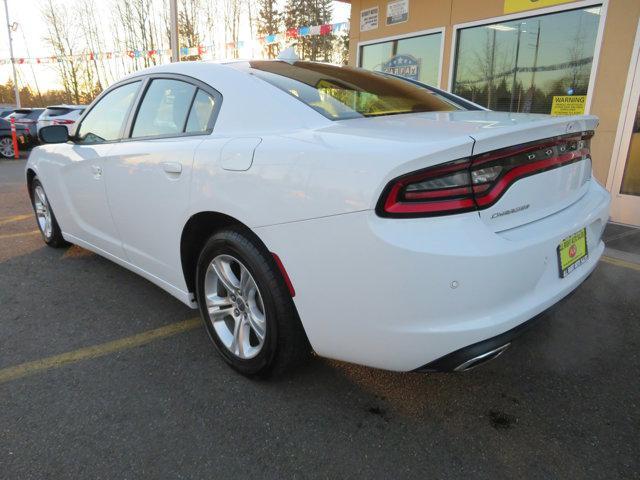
top-left (37, 105), bottom-right (85, 134)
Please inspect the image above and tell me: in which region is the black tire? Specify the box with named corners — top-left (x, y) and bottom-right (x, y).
top-left (30, 177), bottom-right (68, 248)
top-left (195, 227), bottom-right (309, 377)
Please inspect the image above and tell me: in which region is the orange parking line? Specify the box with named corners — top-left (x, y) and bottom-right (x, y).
top-left (0, 230), bottom-right (39, 240)
top-left (0, 214), bottom-right (31, 226)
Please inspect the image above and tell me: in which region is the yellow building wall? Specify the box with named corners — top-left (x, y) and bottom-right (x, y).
top-left (347, 0), bottom-right (640, 185)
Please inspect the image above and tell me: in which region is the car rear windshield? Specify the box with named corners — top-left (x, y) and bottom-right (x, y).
top-left (242, 61), bottom-right (461, 120)
top-left (43, 107), bottom-right (77, 117)
top-left (12, 109), bottom-right (43, 120)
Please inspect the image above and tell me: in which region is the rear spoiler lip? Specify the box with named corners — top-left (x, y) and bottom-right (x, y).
top-left (469, 115), bottom-right (599, 157)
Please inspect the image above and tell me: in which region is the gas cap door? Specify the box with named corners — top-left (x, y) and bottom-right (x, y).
top-left (220, 137), bottom-right (262, 171)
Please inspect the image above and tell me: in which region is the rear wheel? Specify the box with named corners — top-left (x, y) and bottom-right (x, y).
top-left (195, 227), bottom-right (309, 377)
top-left (30, 178), bottom-right (68, 248)
top-left (0, 137), bottom-right (14, 158)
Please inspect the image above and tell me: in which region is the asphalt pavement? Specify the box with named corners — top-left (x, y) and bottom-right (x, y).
top-left (0, 158), bottom-right (638, 479)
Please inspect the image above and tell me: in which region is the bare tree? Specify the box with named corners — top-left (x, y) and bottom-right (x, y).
top-left (224, 0), bottom-right (242, 59)
top-left (41, 0), bottom-right (86, 103)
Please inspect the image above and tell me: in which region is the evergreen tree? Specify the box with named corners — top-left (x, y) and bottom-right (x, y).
top-left (257, 0), bottom-right (282, 59)
top-left (284, 0), bottom-right (333, 61)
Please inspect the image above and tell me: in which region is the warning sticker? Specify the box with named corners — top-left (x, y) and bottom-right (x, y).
top-left (551, 95), bottom-right (586, 116)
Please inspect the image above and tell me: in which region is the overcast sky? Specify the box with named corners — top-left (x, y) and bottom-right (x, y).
top-left (0, 0), bottom-right (351, 91)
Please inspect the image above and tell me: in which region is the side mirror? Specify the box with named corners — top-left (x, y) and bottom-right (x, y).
top-left (39, 125), bottom-right (69, 144)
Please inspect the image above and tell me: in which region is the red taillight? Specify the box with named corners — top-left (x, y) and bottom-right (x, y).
top-left (380, 158), bottom-right (476, 217)
top-left (53, 119), bottom-right (75, 125)
top-left (377, 131), bottom-right (593, 218)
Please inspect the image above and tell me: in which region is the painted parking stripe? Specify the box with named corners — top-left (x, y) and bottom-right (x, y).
top-left (0, 318), bottom-right (200, 384)
top-left (600, 255), bottom-right (640, 272)
top-left (0, 230), bottom-right (39, 240)
top-left (0, 214), bottom-right (32, 226)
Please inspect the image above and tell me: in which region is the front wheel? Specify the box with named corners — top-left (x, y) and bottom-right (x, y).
top-left (195, 227), bottom-right (309, 377)
top-left (30, 177), bottom-right (68, 248)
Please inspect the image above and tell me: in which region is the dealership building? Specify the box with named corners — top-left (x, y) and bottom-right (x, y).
top-left (342, 0), bottom-right (640, 227)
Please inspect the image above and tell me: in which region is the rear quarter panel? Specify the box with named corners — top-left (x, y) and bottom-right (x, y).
top-left (187, 130), bottom-right (475, 229)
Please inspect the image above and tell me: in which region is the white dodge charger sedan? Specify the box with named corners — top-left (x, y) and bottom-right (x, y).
top-left (27, 59), bottom-right (610, 376)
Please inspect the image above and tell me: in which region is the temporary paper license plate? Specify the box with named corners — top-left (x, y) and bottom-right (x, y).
top-left (557, 228), bottom-right (588, 278)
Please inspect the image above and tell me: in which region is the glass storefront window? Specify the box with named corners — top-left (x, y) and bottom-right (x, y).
top-left (620, 95), bottom-right (640, 196)
top-left (359, 32), bottom-right (443, 87)
top-left (452, 6), bottom-right (602, 114)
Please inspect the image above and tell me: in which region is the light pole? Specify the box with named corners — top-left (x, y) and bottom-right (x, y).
top-left (2, 0), bottom-right (20, 107)
top-left (169, 0), bottom-right (179, 62)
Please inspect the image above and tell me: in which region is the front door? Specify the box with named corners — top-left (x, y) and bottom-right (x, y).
top-left (60, 80), bottom-right (143, 257)
top-left (609, 20), bottom-right (640, 227)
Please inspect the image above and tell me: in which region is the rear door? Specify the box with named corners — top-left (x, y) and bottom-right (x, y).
top-left (104, 75), bottom-right (221, 288)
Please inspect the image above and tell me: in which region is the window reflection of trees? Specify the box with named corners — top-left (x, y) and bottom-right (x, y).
top-left (453, 7), bottom-right (600, 114)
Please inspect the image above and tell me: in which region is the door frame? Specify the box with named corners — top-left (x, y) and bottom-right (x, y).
top-left (606, 18), bottom-right (640, 226)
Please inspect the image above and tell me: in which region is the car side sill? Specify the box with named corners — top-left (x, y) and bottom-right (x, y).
top-left (63, 232), bottom-right (198, 309)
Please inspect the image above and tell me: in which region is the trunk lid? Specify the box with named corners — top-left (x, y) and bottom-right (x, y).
top-left (333, 110), bottom-right (596, 230)
top-left (467, 112), bottom-right (597, 231)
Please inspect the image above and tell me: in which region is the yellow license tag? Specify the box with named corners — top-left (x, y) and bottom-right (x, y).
top-left (557, 228), bottom-right (588, 278)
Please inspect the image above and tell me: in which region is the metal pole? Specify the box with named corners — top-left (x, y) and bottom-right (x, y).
top-left (169, 0), bottom-right (179, 62)
top-left (509, 23), bottom-right (522, 113)
top-left (2, 0), bottom-right (20, 107)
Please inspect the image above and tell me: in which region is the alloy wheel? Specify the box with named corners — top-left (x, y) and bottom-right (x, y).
top-left (204, 254), bottom-right (267, 359)
top-left (0, 138), bottom-right (14, 158)
top-left (33, 185), bottom-right (52, 239)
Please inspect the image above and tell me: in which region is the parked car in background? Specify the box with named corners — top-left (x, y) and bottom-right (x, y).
top-left (0, 117), bottom-right (36, 158)
top-left (0, 108), bottom-right (15, 118)
top-left (37, 105), bottom-right (85, 134)
top-left (7, 108), bottom-right (45, 135)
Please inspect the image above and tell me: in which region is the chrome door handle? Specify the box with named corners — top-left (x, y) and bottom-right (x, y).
top-left (92, 165), bottom-right (102, 178)
top-left (162, 162), bottom-right (182, 174)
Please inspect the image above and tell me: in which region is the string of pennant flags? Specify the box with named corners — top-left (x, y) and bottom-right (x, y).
top-left (0, 21), bottom-right (349, 65)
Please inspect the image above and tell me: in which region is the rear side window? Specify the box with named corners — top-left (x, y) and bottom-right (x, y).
top-left (185, 90), bottom-right (216, 133)
top-left (132, 79), bottom-right (196, 138)
top-left (77, 81), bottom-right (141, 144)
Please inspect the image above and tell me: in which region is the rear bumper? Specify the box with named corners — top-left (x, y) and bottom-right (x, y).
top-left (413, 274), bottom-right (588, 372)
top-left (256, 179), bottom-right (610, 371)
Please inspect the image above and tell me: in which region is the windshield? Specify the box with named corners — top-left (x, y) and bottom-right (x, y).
top-left (241, 61), bottom-right (461, 120)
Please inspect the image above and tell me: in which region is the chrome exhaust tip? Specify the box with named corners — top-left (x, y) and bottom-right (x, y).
top-left (454, 343), bottom-right (511, 372)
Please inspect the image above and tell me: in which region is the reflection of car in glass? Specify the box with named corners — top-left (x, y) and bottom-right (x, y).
top-left (37, 105), bottom-right (86, 134)
top-left (0, 117), bottom-right (35, 158)
top-left (26, 60), bottom-right (610, 377)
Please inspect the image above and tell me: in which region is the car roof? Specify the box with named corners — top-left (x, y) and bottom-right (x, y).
top-left (45, 104), bottom-right (85, 109)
